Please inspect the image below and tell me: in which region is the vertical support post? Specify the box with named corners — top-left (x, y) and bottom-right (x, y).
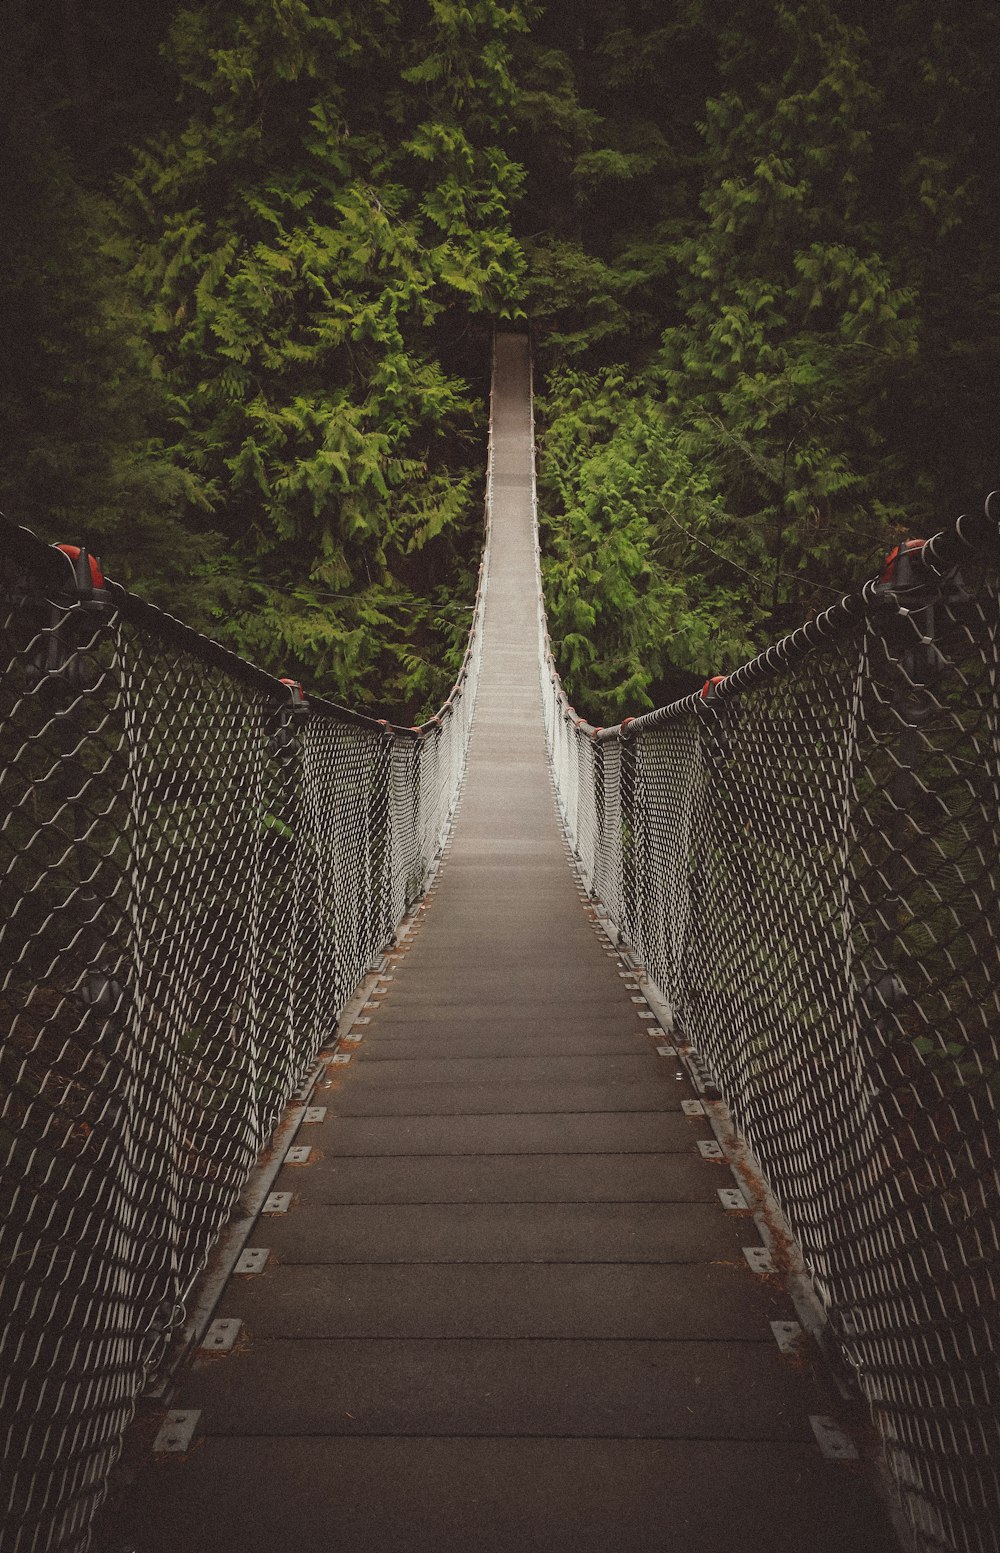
top-left (374, 725), bottom-right (396, 953)
top-left (686, 678), bottom-right (727, 1047)
top-left (618, 724), bottom-right (639, 955)
top-left (860, 542), bottom-right (932, 1037)
top-left (272, 680), bottom-right (308, 1066)
top-left (49, 548), bottom-right (124, 1021)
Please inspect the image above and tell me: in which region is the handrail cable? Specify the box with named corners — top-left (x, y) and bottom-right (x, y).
top-left (0, 342), bottom-right (496, 1553)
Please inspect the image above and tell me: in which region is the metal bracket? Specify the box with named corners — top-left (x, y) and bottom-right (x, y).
top-left (285, 1145), bottom-right (312, 1165)
top-left (656, 1045), bottom-right (677, 1057)
top-left (686, 1050), bottom-right (722, 1099)
top-left (153, 1410), bottom-right (200, 1454)
top-left (810, 1415), bottom-right (859, 1461)
top-left (293, 1067), bottom-right (323, 1102)
top-left (682, 1099), bottom-right (705, 1117)
top-left (329, 1052), bottom-right (352, 1064)
top-left (698, 1140), bottom-right (724, 1159)
top-left (235, 1248), bottom-right (269, 1275)
top-left (743, 1246), bottom-right (774, 1275)
top-left (718, 1187), bottom-right (749, 1210)
top-left (201, 1318), bottom-right (241, 1352)
top-left (304, 1107), bottom-right (327, 1124)
top-left (770, 1320), bottom-right (803, 1355)
top-left (262, 1192), bottom-right (292, 1214)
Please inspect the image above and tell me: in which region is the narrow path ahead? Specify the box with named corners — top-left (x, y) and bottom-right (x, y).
top-left (105, 335), bottom-right (898, 1552)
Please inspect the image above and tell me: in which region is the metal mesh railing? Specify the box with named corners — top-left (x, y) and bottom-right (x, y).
top-left (539, 470), bottom-right (1000, 1551)
top-left (0, 428), bottom-right (489, 1546)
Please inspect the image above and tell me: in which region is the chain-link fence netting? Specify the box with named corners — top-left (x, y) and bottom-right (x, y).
top-left (1, 457), bottom-right (488, 1549)
top-left (540, 494), bottom-right (1000, 1553)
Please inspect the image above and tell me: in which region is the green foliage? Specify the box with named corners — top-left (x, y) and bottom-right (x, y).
top-left (531, 0), bottom-right (1000, 718)
top-left (655, 4), bottom-right (922, 627)
top-left (537, 368), bottom-right (758, 720)
top-left (4, 0), bottom-right (999, 727)
top-left (0, 5), bottom-right (225, 616)
top-left (117, 0), bottom-right (528, 716)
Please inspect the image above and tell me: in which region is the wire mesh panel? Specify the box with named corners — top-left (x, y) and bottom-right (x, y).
top-left (2, 558), bottom-right (141, 1553)
top-left (540, 501), bottom-right (1000, 1553)
top-left (1, 482), bottom-right (488, 1550)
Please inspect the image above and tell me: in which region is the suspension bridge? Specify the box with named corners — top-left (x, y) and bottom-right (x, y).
top-left (1, 334), bottom-right (997, 1553)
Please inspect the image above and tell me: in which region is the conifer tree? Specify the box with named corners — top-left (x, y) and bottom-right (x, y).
top-left (655, 0), bottom-right (920, 635)
top-left (534, 0), bottom-right (1000, 719)
top-left (4, 0), bottom-right (998, 722)
top-left (0, 0), bottom-right (219, 609)
top-left (124, 0), bottom-right (527, 712)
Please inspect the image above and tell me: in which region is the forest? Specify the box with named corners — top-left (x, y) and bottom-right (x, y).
top-left (3, 0), bottom-right (998, 722)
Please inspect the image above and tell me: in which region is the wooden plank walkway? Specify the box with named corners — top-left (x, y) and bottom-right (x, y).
top-left (102, 334), bottom-right (899, 1552)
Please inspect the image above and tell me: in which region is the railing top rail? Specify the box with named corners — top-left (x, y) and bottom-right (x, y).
top-left (538, 490), bottom-right (1000, 743)
top-left (1, 514), bottom-right (418, 735)
top-left (1, 465), bottom-right (492, 739)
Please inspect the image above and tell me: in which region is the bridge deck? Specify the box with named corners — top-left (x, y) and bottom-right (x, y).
top-left (104, 335), bottom-right (898, 1551)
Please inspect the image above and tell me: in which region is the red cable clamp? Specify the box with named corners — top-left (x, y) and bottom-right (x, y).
top-left (700, 675), bottom-right (726, 702)
top-left (880, 539), bottom-right (926, 587)
top-left (53, 544), bottom-right (111, 608)
top-left (279, 677), bottom-right (307, 710)
top-left (55, 544), bottom-right (105, 591)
